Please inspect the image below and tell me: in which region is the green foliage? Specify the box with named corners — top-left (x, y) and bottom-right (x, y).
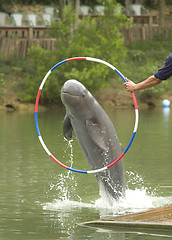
top-left (118, 38), bottom-right (172, 99)
top-left (18, 45), bottom-right (58, 103)
top-left (0, 73), bottom-right (5, 98)
top-left (19, 0), bottom-right (129, 103)
top-left (166, 0), bottom-right (172, 5)
top-left (144, 0), bottom-right (158, 8)
top-left (0, 0), bottom-right (13, 11)
top-left (1, 37), bottom-right (172, 104)
top-left (0, 54), bottom-right (26, 98)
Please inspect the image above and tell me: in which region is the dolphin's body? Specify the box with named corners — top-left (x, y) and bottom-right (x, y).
top-left (61, 80), bottom-right (125, 201)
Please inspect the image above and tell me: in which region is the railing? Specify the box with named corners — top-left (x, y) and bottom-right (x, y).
top-left (0, 23), bottom-right (172, 58)
top-left (0, 26), bottom-right (51, 39)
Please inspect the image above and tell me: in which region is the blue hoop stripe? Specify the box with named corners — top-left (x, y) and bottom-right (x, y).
top-left (51, 60), bottom-right (67, 72)
top-left (67, 167), bottom-right (87, 174)
top-left (115, 68), bottom-right (128, 82)
top-left (35, 112), bottom-right (41, 136)
top-left (124, 132), bottom-right (136, 154)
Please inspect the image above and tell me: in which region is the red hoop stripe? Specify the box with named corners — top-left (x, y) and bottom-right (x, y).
top-left (131, 92), bottom-right (138, 110)
top-left (35, 89), bottom-right (41, 112)
top-left (50, 155), bottom-right (68, 169)
top-left (107, 152), bottom-right (125, 168)
top-left (67, 57), bottom-right (87, 61)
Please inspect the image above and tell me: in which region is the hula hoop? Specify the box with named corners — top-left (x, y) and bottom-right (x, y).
top-left (35, 57), bottom-right (139, 174)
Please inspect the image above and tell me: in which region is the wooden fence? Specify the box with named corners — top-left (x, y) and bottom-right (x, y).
top-left (0, 26), bottom-right (56, 58)
top-left (0, 24), bottom-right (172, 58)
top-left (123, 25), bottom-right (172, 43)
top-left (0, 38), bottom-right (56, 58)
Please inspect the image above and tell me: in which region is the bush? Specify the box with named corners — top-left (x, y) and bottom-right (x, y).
top-left (19, 0), bottom-right (130, 103)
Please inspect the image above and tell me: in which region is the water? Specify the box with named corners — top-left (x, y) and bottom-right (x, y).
top-left (0, 106), bottom-right (172, 239)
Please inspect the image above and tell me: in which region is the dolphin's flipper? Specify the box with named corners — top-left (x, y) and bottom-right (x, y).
top-left (86, 120), bottom-right (108, 151)
top-left (63, 115), bottom-right (73, 140)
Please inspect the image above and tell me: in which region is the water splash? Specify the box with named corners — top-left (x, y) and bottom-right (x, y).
top-left (43, 140), bottom-right (172, 217)
top-left (48, 139), bottom-right (82, 202)
top-left (43, 169), bottom-right (172, 218)
top-left (126, 170), bottom-right (158, 195)
top-left (43, 188), bottom-right (172, 219)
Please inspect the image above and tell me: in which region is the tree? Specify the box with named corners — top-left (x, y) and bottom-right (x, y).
top-left (135, 0), bottom-right (143, 3)
top-left (20, 0), bottom-right (130, 103)
top-left (159, 0), bottom-right (165, 28)
top-left (125, 0), bottom-right (132, 15)
top-left (0, 0), bottom-right (13, 12)
top-left (75, 0), bottom-right (80, 19)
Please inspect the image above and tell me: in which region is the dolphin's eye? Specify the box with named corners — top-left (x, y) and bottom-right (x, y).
top-left (82, 93), bottom-right (85, 98)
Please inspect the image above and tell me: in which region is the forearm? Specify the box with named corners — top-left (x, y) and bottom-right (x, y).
top-left (124, 75), bottom-right (162, 92)
top-left (134, 75), bottom-right (162, 91)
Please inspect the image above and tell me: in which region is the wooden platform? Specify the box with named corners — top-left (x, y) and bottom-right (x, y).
top-left (80, 205), bottom-right (172, 231)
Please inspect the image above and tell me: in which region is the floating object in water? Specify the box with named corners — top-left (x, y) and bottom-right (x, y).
top-left (162, 99), bottom-right (170, 108)
top-left (80, 205), bottom-right (172, 230)
top-left (34, 57), bottom-right (139, 174)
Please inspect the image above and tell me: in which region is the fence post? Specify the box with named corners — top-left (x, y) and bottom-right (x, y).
top-left (149, 16), bottom-right (153, 40)
top-left (29, 27), bottom-right (33, 39)
top-left (140, 26), bottom-right (146, 41)
top-left (128, 27), bottom-right (132, 43)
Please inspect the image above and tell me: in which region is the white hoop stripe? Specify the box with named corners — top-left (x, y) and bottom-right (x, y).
top-left (86, 57), bottom-right (116, 70)
top-left (40, 70), bottom-right (51, 90)
top-left (134, 109), bottom-right (139, 133)
top-left (35, 57), bottom-right (139, 174)
top-left (39, 136), bottom-right (51, 156)
top-left (87, 166), bottom-right (108, 174)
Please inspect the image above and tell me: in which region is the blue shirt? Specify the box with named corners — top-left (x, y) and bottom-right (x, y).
top-left (154, 53), bottom-right (172, 80)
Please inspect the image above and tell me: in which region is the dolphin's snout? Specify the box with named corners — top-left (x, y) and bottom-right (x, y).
top-left (61, 79), bottom-right (86, 97)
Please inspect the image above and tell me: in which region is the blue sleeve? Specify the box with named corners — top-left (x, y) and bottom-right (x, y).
top-left (154, 54), bottom-right (172, 80)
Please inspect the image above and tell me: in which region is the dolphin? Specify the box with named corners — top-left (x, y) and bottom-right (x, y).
top-left (61, 79), bottom-right (125, 201)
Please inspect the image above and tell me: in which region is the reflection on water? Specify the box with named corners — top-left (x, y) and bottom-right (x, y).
top-left (0, 108), bottom-right (172, 240)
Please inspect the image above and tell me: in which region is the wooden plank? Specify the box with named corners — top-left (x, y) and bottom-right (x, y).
top-left (80, 206), bottom-right (172, 230)
top-left (80, 220), bottom-right (172, 231)
top-left (102, 206), bottom-right (172, 223)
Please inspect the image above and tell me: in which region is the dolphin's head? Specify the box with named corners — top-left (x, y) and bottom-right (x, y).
top-left (61, 79), bottom-right (93, 109)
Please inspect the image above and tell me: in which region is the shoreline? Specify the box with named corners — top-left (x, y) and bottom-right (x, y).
top-left (0, 92), bottom-right (166, 112)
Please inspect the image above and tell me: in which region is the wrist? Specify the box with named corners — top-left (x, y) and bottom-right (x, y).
top-left (134, 83), bottom-right (138, 91)
top-left (132, 83), bottom-right (137, 91)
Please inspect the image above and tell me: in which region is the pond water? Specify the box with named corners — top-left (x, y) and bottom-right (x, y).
top-left (0, 106), bottom-right (172, 239)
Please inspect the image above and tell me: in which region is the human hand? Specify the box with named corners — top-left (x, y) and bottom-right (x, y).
top-left (124, 78), bottom-right (136, 92)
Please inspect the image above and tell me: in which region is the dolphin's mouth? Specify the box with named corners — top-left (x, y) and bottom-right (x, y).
top-left (61, 90), bottom-right (81, 97)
